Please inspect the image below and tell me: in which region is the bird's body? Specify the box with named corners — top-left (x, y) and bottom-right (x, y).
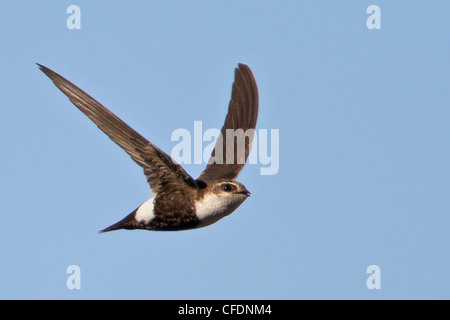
top-left (101, 179), bottom-right (249, 232)
top-left (38, 63), bottom-right (258, 232)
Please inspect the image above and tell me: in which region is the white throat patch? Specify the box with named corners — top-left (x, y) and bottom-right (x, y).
top-left (195, 193), bottom-right (246, 228)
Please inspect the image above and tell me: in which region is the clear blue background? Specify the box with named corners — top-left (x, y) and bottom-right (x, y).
top-left (0, 1), bottom-right (449, 299)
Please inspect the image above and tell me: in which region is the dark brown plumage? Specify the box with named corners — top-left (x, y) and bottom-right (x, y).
top-left (37, 64), bottom-right (198, 195)
top-left (197, 64), bottom-right (259, 181)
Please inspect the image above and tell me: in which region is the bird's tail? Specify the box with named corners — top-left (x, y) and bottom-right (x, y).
top-left (99, 207), bottom-right (140, 233)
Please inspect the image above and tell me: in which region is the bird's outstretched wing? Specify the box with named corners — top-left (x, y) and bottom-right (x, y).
top-left (197, 63), bottom-right (259, 182)
top-left (38, 64), bottom-right (198, 195)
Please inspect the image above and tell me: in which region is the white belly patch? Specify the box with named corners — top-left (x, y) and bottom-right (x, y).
top-left (135, 197), bottom-right (155, 224)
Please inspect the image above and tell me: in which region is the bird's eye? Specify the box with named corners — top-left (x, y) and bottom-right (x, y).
top-left (221, 183), bottom-right (235, 192)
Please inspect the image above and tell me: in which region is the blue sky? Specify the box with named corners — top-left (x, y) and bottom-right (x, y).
top-left (0, 1), bottom-right (449, 299)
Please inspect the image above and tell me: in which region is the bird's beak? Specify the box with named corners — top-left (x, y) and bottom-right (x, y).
top-left (238, 190), bottom-right (251, 197)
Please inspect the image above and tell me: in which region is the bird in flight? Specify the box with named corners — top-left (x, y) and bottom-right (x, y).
top-left (38, 63), bottom-right (258, 232)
